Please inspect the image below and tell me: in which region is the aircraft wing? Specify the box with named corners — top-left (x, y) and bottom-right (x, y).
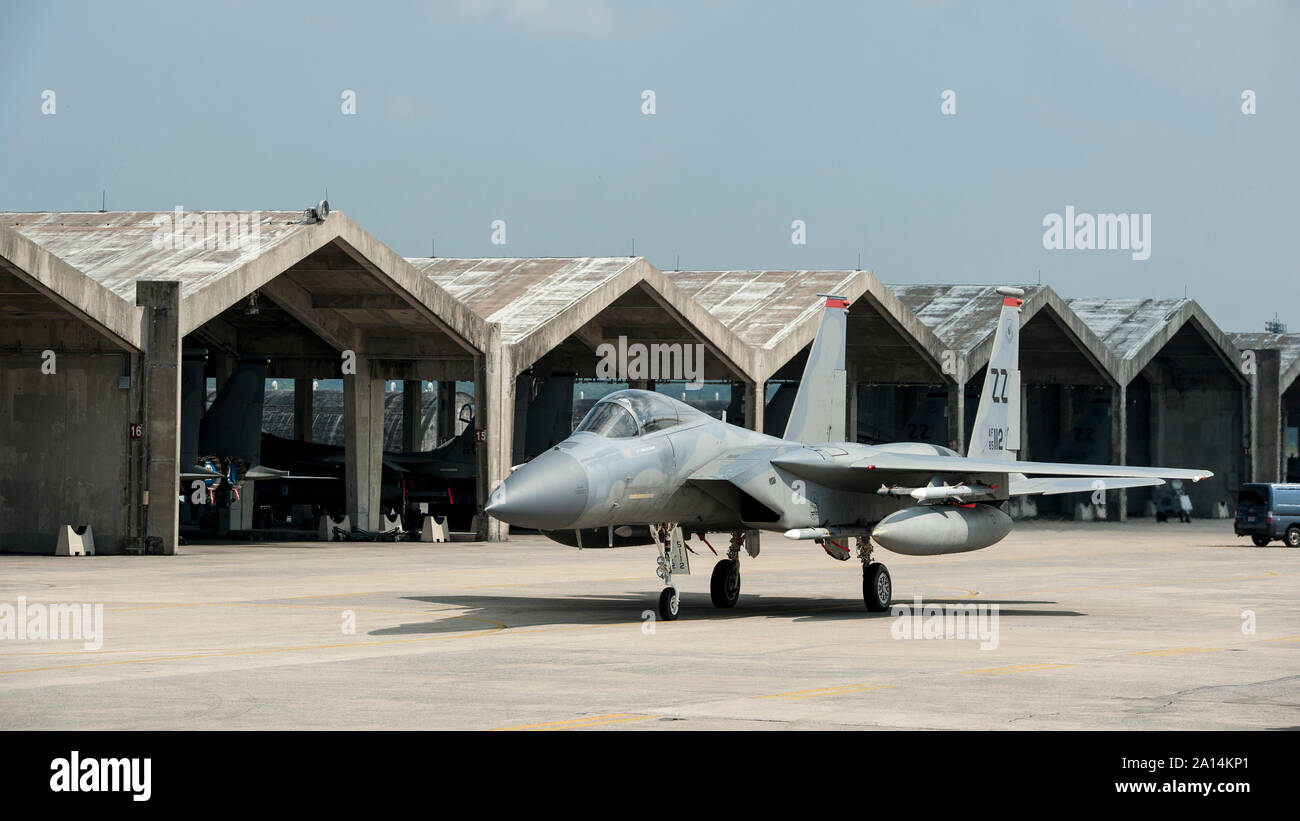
top-left (1007, 474), bottom-right (1165, 496)
top-left (850, 453), bottom-right (1212, 482)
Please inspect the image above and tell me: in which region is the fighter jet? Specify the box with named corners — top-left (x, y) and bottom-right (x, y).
top-left (486, 288), bottom-right (1212, 620)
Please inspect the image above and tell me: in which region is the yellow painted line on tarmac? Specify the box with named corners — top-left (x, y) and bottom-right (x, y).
top-left (493, 713), bottom-right (654, 731)
top-left (1130, 646), bottom-right (1226, 657)
top-left (1260, 635), bottom-right (1300, 643)
top-left (757, 684), bottom-right (893, 701)
top-left (962, 662), bottom-right (1075, 676)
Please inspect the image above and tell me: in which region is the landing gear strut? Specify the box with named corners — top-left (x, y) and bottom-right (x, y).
top-left (709, 532), bottom-right (744, 608)
top-left (857, 537), bottom-right (892, 612)
top-left (653, 523), bottom-right (688, 621)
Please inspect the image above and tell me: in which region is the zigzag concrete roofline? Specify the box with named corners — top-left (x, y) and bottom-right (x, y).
top-left (1231, 332), bottom-right (1300, 395)
top-left (663, 269), bottom-right (953, 385)
top-left (1069, 296), bottom-right (1247, 387)
top-left (406, 256), bottom-right (756, 380)
top-left (894, 284), bottom-right (1121, 385)
top-left (0, 217), bottom-right (142, 351)
top-left (1, 210), bottom-right (489, 356)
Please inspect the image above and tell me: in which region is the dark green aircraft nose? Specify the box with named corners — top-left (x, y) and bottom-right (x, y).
top-left (485, 449), bottom-right (588, 529)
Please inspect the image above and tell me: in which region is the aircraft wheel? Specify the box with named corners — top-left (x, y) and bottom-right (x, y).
top-left (1252, 535), bottom-right (1271, 547)
top-left (1286, 526), bottom-right (1300, 548)
top-left (658, 587), bottom-right (680, 621)
top-left (863, 562), bottom-right (892, 612)
top-left (710, 559), bottom-right (740, 608)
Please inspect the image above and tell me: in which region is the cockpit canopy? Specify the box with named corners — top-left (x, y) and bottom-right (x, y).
top-left (575, 390), bottom-right (695, 438)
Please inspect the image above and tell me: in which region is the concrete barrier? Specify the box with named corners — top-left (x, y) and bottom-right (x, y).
top-left (419, 515), bottom-right (450, 543)
top-left (318, 514), bottom-right (351, 541)
top-left (55, 525), bottom-right (95, 556)
top-left (1009, 496), bottom-right (1038, 520)
top-left (382, 511), bottom-right (402, 533)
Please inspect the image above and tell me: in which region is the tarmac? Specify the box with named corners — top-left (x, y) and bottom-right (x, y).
top-left (1, 520), bottom-right (1296, 730)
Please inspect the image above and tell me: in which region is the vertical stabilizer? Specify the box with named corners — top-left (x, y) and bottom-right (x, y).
top-left (783, 295), bottom-right (849, 443)
top-left (967, 287), bottom-right (1023, 459)
top-left (198, 361), bottom-right (268, 467)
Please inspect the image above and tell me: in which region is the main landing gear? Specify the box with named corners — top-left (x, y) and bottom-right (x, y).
top-left (709, 532), bottom-right (744, 609)
top-left (856, 537), bottom-right (892, 612)
top-left (653, 526), bottom-right (751, 620)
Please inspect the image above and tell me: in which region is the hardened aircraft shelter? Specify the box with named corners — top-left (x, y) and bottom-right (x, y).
top-left (1069, 297), bottom-right (1247, 517)
top-left (1230, 332), bottom-right (1300, 484)
top-left (405, 257), bottom-right (755, 539)
top-left (664, 270), bottom-right (955, 446)
top-left (893, 285), bottom-right (1123, 517)
top-left (0, 210), bottom-right (486, 553)
top-left (1, 207), bottom-right (1290, 555)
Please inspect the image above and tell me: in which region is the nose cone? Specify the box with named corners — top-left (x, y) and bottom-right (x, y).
top-left (485, 449), bottom-right (589, 529)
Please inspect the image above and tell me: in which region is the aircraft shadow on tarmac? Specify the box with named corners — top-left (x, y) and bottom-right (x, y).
top-left (368, 594), bottom-right (1083, 634)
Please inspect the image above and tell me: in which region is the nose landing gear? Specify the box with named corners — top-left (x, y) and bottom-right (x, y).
top-left (653, 523), bottom-right (689, 621)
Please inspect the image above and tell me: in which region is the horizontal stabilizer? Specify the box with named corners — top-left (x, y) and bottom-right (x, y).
top-left (245, 465), bottom-right (341, 481)
top-left (181, 465), bottom-right (222, 481)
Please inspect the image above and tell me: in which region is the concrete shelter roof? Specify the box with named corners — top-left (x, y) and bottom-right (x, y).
top-left (1068, 296), bottom-right (1243, 385)
top-left (667, 270), bottom-right (952, 383)
top-left (0, 211), bottom-right (488, 355)
top-left (893, 284), bottom-right (1119, 383)
top-left (1231, 332), bottom-right (1300, 393)
top-left (1, 218), bottom-right (141, 350)
top-left (406, 257), bottom-right (756, 379)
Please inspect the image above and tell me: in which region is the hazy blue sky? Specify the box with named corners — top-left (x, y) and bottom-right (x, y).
top-left (2, 1), bottom-right (1295, 332)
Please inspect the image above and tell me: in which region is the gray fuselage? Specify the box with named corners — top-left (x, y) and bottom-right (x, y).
top-left (485, 389), bottom-right (971, 540)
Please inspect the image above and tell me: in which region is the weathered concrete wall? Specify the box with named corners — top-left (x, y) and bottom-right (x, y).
top-left (344, 356), bottom-right (384, 531)
top-left (1251, 348), bottom-right (1281, 483)
top-left (137, 282), bottom-right (182, 554)
top-left (1126, 378), bottom-right (1154, 516)
top-left (0, 338), bottom-right (132, 553)
top-left (1152, 385), bottom-right (1243, 515)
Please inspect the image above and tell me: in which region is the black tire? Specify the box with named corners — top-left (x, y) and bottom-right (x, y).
top-left (863, 562), bottom-right (892, 612)
top-left (1286, 527), bottom-right (1300, 548)
top-left (710, 559), bottom-right (741, 608)
top-left (1252, 535), bottom-right (1271, 547)
top-left (658, 587), bottom-right (680, 621)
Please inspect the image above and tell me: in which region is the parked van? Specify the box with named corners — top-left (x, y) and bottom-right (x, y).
top-left (1235, 483), bottom-right (1300, 547)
